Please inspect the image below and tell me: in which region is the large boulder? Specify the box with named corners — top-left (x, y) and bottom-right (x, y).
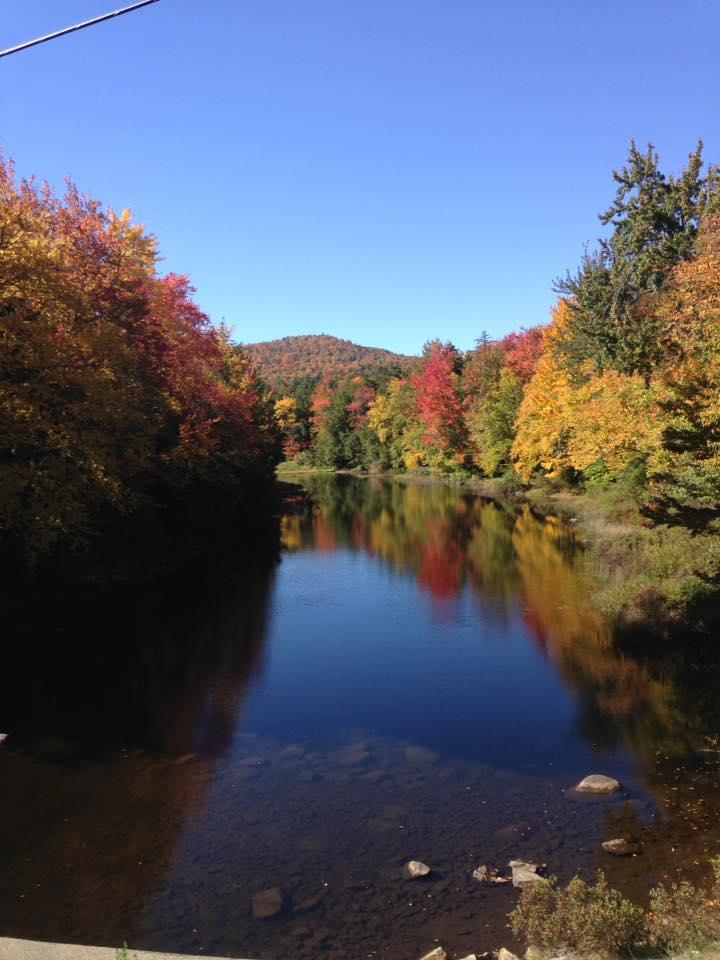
top-left (575, 774), bottom-right (622, 795)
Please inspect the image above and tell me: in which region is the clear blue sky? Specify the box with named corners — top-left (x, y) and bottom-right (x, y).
top-left (2, 1), bottom-right (719, 355)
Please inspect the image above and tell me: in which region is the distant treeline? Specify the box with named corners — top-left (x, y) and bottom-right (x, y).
top-left (276, 141), bottom-right (720, 528)
top-left (0, 156), bottom-right (280, 562)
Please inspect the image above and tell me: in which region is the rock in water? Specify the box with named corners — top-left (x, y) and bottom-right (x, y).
top-left (509, 861), bottom-right (546, 888)
top-left (602, 838), bottom-right (641, 855)
top-left (575, 774), bottom-right (622, 795)
top-left (251, 887), bottom-right (286, 919)
top-left (472, 865), bottom-right (489, 882)
top-left (0, 733), bottom-right (7, 745)
top-left (498, 950), bottom-right (521, 960)
top-left (404, 859), bottom-right (432, 879)
top-left (418, 949), bottom-right (447, 960)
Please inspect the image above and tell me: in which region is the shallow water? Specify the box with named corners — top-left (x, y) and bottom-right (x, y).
top-left (1, 476), bottom-right (719, 959)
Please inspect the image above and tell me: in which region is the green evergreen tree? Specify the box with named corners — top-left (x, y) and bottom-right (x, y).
top-left (557, 141), bottom-right (720, 378)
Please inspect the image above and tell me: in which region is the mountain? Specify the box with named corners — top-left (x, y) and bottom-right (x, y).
top-left (242, 334), bottom-right (416, 386)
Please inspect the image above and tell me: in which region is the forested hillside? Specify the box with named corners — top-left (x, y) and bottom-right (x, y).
top-left (244, 334), bottom-right (414, 385)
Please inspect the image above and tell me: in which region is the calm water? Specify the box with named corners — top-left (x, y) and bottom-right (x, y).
top-left (1, 476), bottom-right (719, 959)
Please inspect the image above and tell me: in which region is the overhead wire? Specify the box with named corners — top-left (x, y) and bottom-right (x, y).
top-left (0, 0), bottom-right (161, 60)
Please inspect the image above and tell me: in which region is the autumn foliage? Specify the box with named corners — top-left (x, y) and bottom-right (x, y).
top-left (245, 334), bottom-right (413, 386)
top-left (0, 156), bottom-right (279, 559)
top-left (275, 142), bottom-right (720, 547)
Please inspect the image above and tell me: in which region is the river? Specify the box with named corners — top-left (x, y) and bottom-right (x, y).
top-left (1, 475), bottom-right (719, 959)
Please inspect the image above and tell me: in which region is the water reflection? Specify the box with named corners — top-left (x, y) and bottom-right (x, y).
top-left (0, 476), bottom-right (718, 959)
top-left (0, 566), bottom-right (275, 951)
top-left (283, 476), bottom-right (720, 767)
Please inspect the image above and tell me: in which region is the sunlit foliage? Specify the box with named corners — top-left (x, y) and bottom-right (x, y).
top-left (0, 156), bottom-right (279, 558)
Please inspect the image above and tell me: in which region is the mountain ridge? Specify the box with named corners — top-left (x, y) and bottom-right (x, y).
top-left (242, 333), bottom-right (416, 386)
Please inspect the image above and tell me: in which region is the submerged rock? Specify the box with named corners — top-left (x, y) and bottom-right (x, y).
top-left (602, 837), bottom-right (641, 855)
top-left (575, 774), bottom-right (621, 795)
top-left (405, 745), bottom-right (440, 764)
top-left (337, 743), bottom-right (371, 767)
top-left (404, 859), bottom-right (432, 879)
top-left (418, 949), bottom-right (447, 960)
top-left (293, 887), bottom-right (328, 913)
top-left (494, 821), bottom-right (533, 842)
top-left (251, 886), bottom-right (286, 919)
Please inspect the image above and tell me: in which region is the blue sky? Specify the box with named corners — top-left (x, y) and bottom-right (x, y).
top-left (2, 0), bottom-right (719, 355)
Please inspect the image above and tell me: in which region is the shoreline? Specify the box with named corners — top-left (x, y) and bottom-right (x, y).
top-left (277, 466), bottom-right (720, 635)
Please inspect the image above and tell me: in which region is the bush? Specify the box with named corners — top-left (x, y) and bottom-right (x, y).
top-left (509, 871), bottom-right (645, 958)
top-left (647, 857), bottom-right (720, 953)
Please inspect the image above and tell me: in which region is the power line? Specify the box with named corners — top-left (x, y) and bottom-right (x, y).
top-left (0, 0), bottom-right (161, 60)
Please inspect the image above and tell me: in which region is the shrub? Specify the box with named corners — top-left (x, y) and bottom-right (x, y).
top-left (509, 871), bottom-right (645, 958)
top-left (647, 857), bottom-right (720, 953)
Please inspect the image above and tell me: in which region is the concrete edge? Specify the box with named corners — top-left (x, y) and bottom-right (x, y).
top-left (0, 939), bottom-right (255, 960)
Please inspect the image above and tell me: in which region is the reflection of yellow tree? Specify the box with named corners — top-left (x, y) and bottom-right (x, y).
top-left (511, 506), bottom-right (697, 763)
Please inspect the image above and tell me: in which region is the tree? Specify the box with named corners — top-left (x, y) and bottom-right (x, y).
top-left (645, 213), bottom-right (720, 520)
top-left (367, 378), bottom-right (425, 470)
top-left (467, 367), bottom-right (524, 476)
top-left (412, 342), bottom-right (468, 465)
top-left (557, 141), bottom-right (720, 378)
top-left (0, 155), bottom-right (279, 559)
top-left (512, 302), bottom-right (577, 481)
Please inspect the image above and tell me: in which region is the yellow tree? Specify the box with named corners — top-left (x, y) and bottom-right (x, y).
top-left (512, 301), bottom-right (577, 481)
top-left (567, 370), bottom-right (661, 477)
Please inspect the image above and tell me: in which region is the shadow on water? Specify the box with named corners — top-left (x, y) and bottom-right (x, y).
top-left (0, 475), bottom-right (719, 959)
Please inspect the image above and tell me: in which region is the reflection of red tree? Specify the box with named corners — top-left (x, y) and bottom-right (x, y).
top-left (418, 529), bottom-right (464, 599)
top-left (351, 514), bottom-right (371, 551)
top-left (313, 514), bottom-right (337, 552)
